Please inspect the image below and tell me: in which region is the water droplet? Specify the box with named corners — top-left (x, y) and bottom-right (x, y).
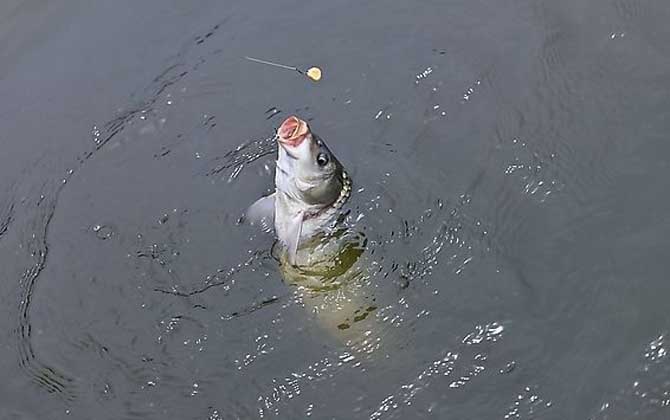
top-left (500, 361), bottom-right (516, 374)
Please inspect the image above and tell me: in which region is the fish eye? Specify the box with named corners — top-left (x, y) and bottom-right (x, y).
top-left (316, 152), bottom-right (329, 167)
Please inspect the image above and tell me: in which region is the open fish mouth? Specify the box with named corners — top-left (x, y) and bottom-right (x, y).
top-left (277, 115), bottom-right (309, 148)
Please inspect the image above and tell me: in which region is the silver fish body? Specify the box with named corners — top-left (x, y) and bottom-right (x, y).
top-left (247, 116), bottom-right (352, 265)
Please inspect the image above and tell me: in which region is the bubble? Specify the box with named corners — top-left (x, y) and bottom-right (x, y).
top-left (92, 224), bottom-right (114, 240)
top-left (158, 213), bottom-right (169, 224)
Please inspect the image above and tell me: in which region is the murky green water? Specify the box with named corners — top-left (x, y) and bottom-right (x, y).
top-left (1, 0), bottom-right (670, 418)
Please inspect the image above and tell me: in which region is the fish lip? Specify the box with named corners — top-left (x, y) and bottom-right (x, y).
top-left (277, 115), bottom-right (309, 148)
top-left (277, 135), bottom-right (306, 148)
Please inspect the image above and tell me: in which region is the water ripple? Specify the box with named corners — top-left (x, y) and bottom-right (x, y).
top-left (17, 186), bottom-right (76, 402)
top-left (368, 322), bottom-right (505, 420)
top-left (206, 135), bottom-right (277, 181)
top-left (593, 332), bottom-right (670, 418)
top-left (9, 16), bottom-right (232, 407)
top-left (0, 193), bottom-right (15, 239)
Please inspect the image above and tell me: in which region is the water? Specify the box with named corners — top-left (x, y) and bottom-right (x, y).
top-left (1, 0), bottom-right (670, 418)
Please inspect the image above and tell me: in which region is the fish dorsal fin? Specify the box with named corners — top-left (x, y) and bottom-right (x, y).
top-left (245, 193), bottom-right (275, 233)
top-left (285, 211), bottom-right (304, 265)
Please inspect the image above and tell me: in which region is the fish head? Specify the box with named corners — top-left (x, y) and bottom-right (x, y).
top-left (276, 116), bottom-right (343, 206)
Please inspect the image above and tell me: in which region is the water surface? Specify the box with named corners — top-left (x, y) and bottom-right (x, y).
top-left (1, 0), bottom-right (670, 418)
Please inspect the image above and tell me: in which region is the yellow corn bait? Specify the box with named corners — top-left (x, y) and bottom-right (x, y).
top-left (306, 67), bottom-right (322, 81)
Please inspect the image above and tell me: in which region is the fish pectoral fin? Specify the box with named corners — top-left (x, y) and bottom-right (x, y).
top-left (285, 211), bottom-right (304, 265)
top-left (245, 193), bottom-right (275, 233)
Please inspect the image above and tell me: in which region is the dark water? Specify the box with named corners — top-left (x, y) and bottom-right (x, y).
top-left (1, 0), bottom-right (670, 418)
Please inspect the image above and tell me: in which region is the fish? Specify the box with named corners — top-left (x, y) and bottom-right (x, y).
top-left (246, 116), bottom-right (386, 356)
top-left (243, 116), bottom-right (424, 373)
top-left (246, 115), bottom-right (352, 266)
